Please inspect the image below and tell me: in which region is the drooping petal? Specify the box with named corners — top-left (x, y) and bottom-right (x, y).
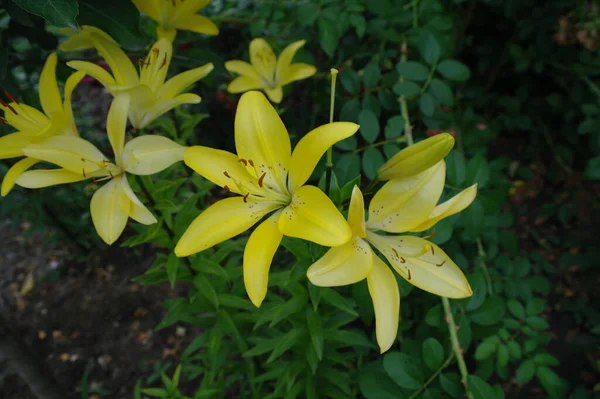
top-left (367, 255), bottom-right (400, 353)
top-left (175, 197), bottom-right (280, 257)
top-left (348, 186), bottom-right (367, 237)
top-left (62, 71), bottom-right (86, 136)
top-left (90, 176), bottom-right (130, 245)
top-left (1, 158), bottom-right (39, 196)
top-left (367, 161), bottom-right (445, 233)
top-left (123, 135), bottom-right (185, 175)
top-left (183, 146), bottom-right (252, 195)
top-left (367, 233), bottom-right (473, 299)
top-left (135, 93), bottom-right (201, 130)
top-left (4, 104), bottom-right (48, 134)
top-left (66, 61), bottom-right (117, 90)
top-left (107, 93), bottom-right (130, 164)
top-left (121, 175), bottom-right (157, 225)
top-left (307, 236), bottom-right (372, 287)
top-left (90, 33), bottom-right (139, 87)
top-left (287, 122), bottom-right (359, 191)
top-left (158, 63), bottom-right (214, 100)
top-left (249, 39), bottom-right (277, 85)
top-left (234, 91), bottom-right (291, 191)
top-left (243, 211), bottom-right (283, 307)
top-left (411, 184), bottom-right (478, 232)
top-left (131, 0), bottom-right (162, 21)
top-left (58, 26), bottom-right (119, 52)
top-left (264, 87), bottom-right (283, 103)
top-left (139, 39), bottom-right (172, 91)
top-left (280, 63), bottom-right (317, 86)
top-left (275, 40), bottom-right (306, 84)
top-left (22, 136), bottom-right (108, 175)
top-left (175, 13), bottom-right (219, 36)
top-left (225, 60), bottom-right (262, 81)
top-left (227, 76), bottom-right (263, 93)
top-left (171, 0), bottom-right (211, 22)
top-left (15, 168), bottom-right (87, 188)
top-left (278, 185), bottom-right (351, 247)
top-left (0, 133), bottom-right (34, 159)
top-left (39, 53), bottom-right (62, 116)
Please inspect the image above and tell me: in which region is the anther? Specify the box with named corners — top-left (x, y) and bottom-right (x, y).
top-left (223, 171), bottom-right (231, 178)
top-left (238, 159), bottom-right (247, 166)
top-left (82, 169), bottom-right (86, 178)
top-left (152, 47), bottom-right (160, 56)
top-left (248, 159), bottom-right (255, 167)
top-left (0, 99), bottom-right (18, 115)
top-left (399, 257), bottom-right (406, 264)
top-left (0, 117), bottom-right (4, 124)
top-left (3, 89), bottom-right (19, 104)
top-left (257, 173), bottom-right (266, 188)
top-left (436, 260), bottom-right (446, 267)
top-left (224, 185), bottom-right (230, 192)
top-left (159, 54), bottom-right (168, 69)
top-left (243, 193), bottom-right (250, 203)
top-left (424, 230), bottom-right (436, 240)
top-left (407, 269), bottom-right (412, 280)
top-left (392, 248), bottom-right (399, 257)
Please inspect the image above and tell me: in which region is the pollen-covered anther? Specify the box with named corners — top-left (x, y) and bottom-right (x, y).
top-left (159, 54), bottom-right (168, 70)
top-left (152, 47), bottom-right (160, 57)
top-left (257, 173), bottom-right (266, 188)
top-left (243, 193), bottom-right (250, 203)
top-left (238, 158), bottom-right (247, 166)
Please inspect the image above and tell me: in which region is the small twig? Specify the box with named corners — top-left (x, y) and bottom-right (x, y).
top-left (407, 352), bottom-right (455, 399)
top-left (476, 238), bottom-right (493, 295)
top-left (351, 136), bottom-right (408, 153)
top-left (442, 297), bottom-right (474, 399)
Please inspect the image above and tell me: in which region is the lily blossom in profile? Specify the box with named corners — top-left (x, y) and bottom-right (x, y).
top-left (0, 53), bottom-right (85, 196)
top-left (307, 165), bottom-right (478, 353)
top-left (16, 93), bottom-right (186, 245)
top-left (225, 38), bottom-right (316, 103)
top-left (175, 91), bottom-right (359, 307)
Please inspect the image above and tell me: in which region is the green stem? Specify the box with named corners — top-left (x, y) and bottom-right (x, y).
top-left (362, 178), bottom-right (380, 195)
top-left (407, 353), bottom-right (455, 399)
top-left (421, 62), bottom-right (438, 93)
top-left (442, 297), bottom-right (474, 399)
top-left (324, 69), bottom-right (338, 195)
top-left (476, 238), bottom-right (493, 295)
top-left (352, 136), bottom-right (408, 153)
top-left (399, 41), bottom-right (414, 146)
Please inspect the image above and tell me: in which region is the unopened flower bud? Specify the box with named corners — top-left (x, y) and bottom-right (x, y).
top-left (377, 133), bottom-right (455, 180)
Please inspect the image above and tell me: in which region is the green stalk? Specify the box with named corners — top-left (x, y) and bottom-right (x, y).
top-left (442, 297), bottom-right (474, 399)
top-left (399, 41), bottom-right (414, 146)
top-left (324, 68), bottom-right (339, 195)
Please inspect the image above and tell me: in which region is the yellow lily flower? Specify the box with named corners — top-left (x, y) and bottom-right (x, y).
top-left (175, 91), bottom-right (358, 306)
top-left (225, 38), bottom-right (317, 103)
top-left (131, 0), bottom-right (219, 42)
top-left (15, 93), bottom-right (186, 245)
top-left (65, 28), bottom-right (213, 129)
top-left (0, 53), bottom-right (85, 196)
top-left (307, 164), bottom-right (478, 353)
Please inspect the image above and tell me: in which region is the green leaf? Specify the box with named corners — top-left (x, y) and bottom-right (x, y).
top-left (526, 316), bottom-right (549, 330)
top-left (321, 288), bottom-right (358, 316)
top-left (359, 110), bottom-right (380, 143)
top-left (340, 98), bottom-right (361, 123)
top-left (340, 69), bottom-right (361, 95)
top-left (419, 31), bottom-right (441, 65)
top-left (267, 329), bottom-right (301, 363)
top-left (507, 300), bottom-right (525, 319)
top-left (584, 156), bottom-right (600, 179)
top-left (470, 296), bottom-right (506, 326)
top-left (384, 115), bottom-right (405, 139)
top-left (359, 362), bottom-right (405, 399)
top-left (142, 388), bottom-right (168, 397)
top-left (306, 308), bottom-right (324, 360)
top-left (327, 329), bottom-right (375, 348)
top-left (496, 344), bottom-right (509, 367)
top-left (393, 81), bottom-right (421, 96)
top-left (13, 0), bottom-right (78, 27)
top-left (446, 150), bottom-right (466, 186)
top-left (193, 275), bottom-right (219, 310)
top-left (350, 13), bottom-right (367, 37)
top-left (468, 375), bottom-right (496, 399)
top-left (430, 78), bottom-right (454, 106)
top-left (363, 64), bottom-right (381, 89)
top-left (362, 148), bottom-right (385, 180)
top-left (395, 61), bottom-right (429, 81)
top-left (422, 338), bottom-right (444, 371)
top-left (533, 353), bottom-right (559, 366)
top-left (78, 0), bottom-right (143, 48)
top-left (419, 92), bottom-right (437, 117)
top-left (383, 352), bottom-right (424, 390)
top-left (319, 18), bottom-right (340, 57)
top-left (526, 298), bottom-right (546, 315)
top-left (437, 60), bottom-right (471, 81)
top-left (536, 367), bottom-right (568, 398)
top-left (165, 254), bottom-right (181, 288)
top-left (466, 154), bottom-right (490, 188)
top-left (439, 373), bottom-right (462, 397)
top-left (516, 359), bottom-right (536, 384)
top-left (475, 339), bottom-right (497, 360)
top-left (507, 341), bottom-right (522, 359)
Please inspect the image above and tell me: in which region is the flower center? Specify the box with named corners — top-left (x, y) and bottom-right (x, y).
top-left (222, 158), bottom-right (289, 206)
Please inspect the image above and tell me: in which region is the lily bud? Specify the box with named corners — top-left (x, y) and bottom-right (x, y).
top-left (377, 133), bottom-right (455, 180)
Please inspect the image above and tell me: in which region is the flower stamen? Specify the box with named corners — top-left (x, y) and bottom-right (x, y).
top-left (3, 89), bottom-right (19, 104)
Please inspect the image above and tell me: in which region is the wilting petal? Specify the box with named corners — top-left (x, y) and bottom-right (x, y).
top-left (249, 39), bottom-right (277, 85)
top-left (184, 146), bottom-right (252, 195)
top-left (67, 61), bottom-right (117, 90)
top-left (278, 185), bottom-right (351, 247)
top-left (348, 186), bottom-right (367, 237)
top-left (1, 158), bottom-right (39, 196)
top-left (175, 197), bottom-right (280, 257)
top-left (234, 91), bottom-right (291, 191)
top-left (367, 255), bottom-right (400, 353)
top-left (172, 0), bottom-right (211, 21)
top-left (107, 93), bottom-right (130, 164)
top-left (225, 60), bottom-right (262, 81)
top-left (227, 76), bottom-right (263, 93)
top-left (39, 53), bottom-right (62, 116)
top-left (123, 135), bottom-right (185, 175)
top-left (135, 93), bottom-right (201, 130)
top-left (90, 33), bottom-right (138, 87)
top-left (131, 0), bottom-right (161, 21)
top-left (139, 39), bottom-right (172, 92)
top-left (4, 104), bottom-right (48, 134)
top-left (275, 40), bottom-right (305, 83)
top-left (264, 87), bottom-right (283, 103)
top-left (280, 63), bottom-right (317, 86)
top-left (121, 175), bottom-right (157, 225)
top-left (158, 63), bottom-right (214, 100)
top-left (307, 236), bottom-right (372, 287)
top-left (367, 233), bottom-right (472, 299)
top-left (62, 71), bottom-right (86, 136)
top-left (367, 161), bottom-right (445, 233)
top-left (175, 14), bottom-right (219, 36)
top-left (0, 133), bottom-right (34, 159)
top-left (243, 211), bottom-right (283, 307)
top-left (91, 177), bottom-right (130, 245)
top-left (411, 184), bottom-right (478, 232)
top-left (16, 168), bottom-right (86, 188)
top-left (287, 122), bottom-right (359, 191)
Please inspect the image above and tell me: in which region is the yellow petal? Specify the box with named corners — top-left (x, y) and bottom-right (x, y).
top-left (1, 158), bottom-right (39, 196)
top-left (235, 91), bottom-right (291, 192)
top-left (158, 63), bottom-right (214, 100)
top-left (0, 133), bottom-right (34, 159)
top-left (225, 60), bottom-right (262, 81)
top-left (90, 33), bottom-right (138, 86)
top-left (377, 133), bottom-right (455, 180)
top-left (22, 136), bottom-right (107, 175)
top-left (243, 211), bottom-right (283, 307)
top-left (4, 104), bottom-right (48, 134)
top-left (39, 53), bottom-right (62, 116)
top-left (307, 236), bottom-right (372, 286)
top-left (131, 0), bottom-right (161, 21)
top-left (287, 122), bottom-right (359, 191)
top-left (184, 146), bottom-right (252, 195)
top-left (264, 86), bottom-right (283, 103)
top-left (62, 71), bottom-right (86, 136)
top-left (348, 186), bottom-right (366, 237)
top-left (121, 175), bottom-right (157, 225)
top-left (227, 76), bottom-right (263, 93)
top-left (133, 92), bottom-right (201, 130)
top-left (67, 61), bottom-right (117, 89)
top-left (367, 161), bottom-right (445, 233)
top-left (123, 135), bottom-right (185, 175)
top-left (280, 63), bottom-right (317, 86)
top-left (278, 185), bottom-right (351, 247)
top-left (367, 233), bottom-right (473, 299)
top-left (175, 14), bottom-right (219, 36)
top-left (58, 25), bottom-right (119, 52)
top-left (139, 39), bottom-right (172, 92)
top-left (275, 40), bottom-right (306, 84)
top-left (157, 26), bottom-right (177, 42)
top-left (249, 38), bottom-right (277, 85)
top-left (171, 0), bottom-right (211, 21)
top-left (15, 168), bottom-right (87, 188)
top-left (175, 197), bottom-right (280, 257)
top-left (91, 176), bottom-right (130, 245)
top-left (367, 255), bottom-right (400, 353)
top-left (411, 184), bottom-right (478, 232)
top-left (107, 93), bottom-right (130, 164)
